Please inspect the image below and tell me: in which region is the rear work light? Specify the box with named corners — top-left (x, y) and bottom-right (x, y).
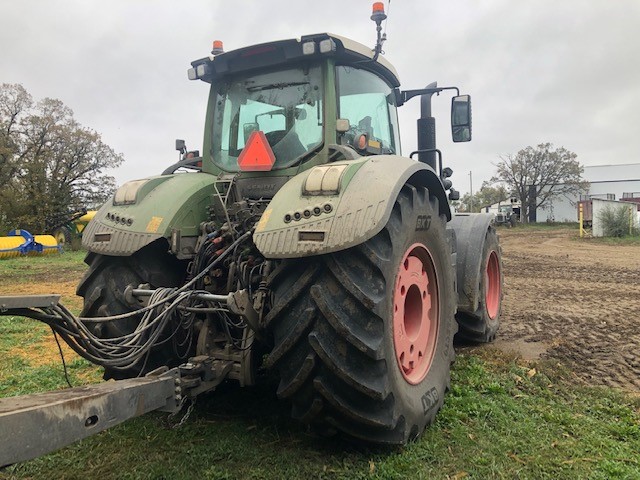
top-left (302, 41), bottom-right (316, 55)
top-left (319, 38), bottom-right (335, 53)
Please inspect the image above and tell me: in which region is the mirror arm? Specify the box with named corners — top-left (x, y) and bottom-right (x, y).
top-left (397, 86), bottom-right (459, 107)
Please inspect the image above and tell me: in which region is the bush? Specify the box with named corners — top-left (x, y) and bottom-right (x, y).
top-left (597, 205), bottom-right (638, 237)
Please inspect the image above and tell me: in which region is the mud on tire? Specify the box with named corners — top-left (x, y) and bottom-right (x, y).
top-left (265, 184), bottom-right (457, 444)
top-left (455, 226), bottom-right (502, 343)
top-left (76, 240), bottom-right (187, 379)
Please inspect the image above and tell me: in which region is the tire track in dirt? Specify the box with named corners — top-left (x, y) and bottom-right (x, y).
top-left (495, 227), bottom-right (640, 391)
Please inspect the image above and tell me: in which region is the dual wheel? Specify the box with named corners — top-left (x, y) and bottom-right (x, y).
top-left (455, 226), bottom-right (503, 343)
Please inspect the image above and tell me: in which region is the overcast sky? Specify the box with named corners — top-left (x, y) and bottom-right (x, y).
top-left (1, 0), bottom-right (639, 194)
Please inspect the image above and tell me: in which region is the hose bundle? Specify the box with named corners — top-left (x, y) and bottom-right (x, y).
top-left (8, 231), bottom-right (253, 374)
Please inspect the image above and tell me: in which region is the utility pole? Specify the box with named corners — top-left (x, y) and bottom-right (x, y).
top-left (469, 171), bottom-right (473, 213)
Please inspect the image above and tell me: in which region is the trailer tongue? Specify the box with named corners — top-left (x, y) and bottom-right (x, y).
top-left (0, 368), bottom-right (179, 467)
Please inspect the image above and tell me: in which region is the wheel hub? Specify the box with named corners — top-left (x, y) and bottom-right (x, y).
top-left (393, 243), bottom-right (439, 385)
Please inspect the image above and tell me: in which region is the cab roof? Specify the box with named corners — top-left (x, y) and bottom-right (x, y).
top-left (189, 33), bottom-right (401, 88)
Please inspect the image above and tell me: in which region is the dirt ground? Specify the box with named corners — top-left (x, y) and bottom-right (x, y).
top-left (493, 227), bottom-right (640, 392)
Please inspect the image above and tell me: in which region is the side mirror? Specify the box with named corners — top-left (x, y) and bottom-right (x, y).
top-left (175, 139), bottom-right (186, 153)
top-left (451, 95), bottom-right (472, 142)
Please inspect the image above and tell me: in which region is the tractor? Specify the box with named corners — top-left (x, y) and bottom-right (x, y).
top-left (0, 3), bottom-right (502, 465)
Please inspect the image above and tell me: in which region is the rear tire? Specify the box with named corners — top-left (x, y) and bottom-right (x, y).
top-left (76, 240), bottom-right (187, 379)
top-left (265, 185), bottom-right (456, 444)
top-left (455, 227), bottom-right (502, 343)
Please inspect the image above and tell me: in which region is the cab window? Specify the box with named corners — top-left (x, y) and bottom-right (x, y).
top-left (212, 65), bottom-right (323, 171)
top-left (336, 66), bottom-right (400, 154)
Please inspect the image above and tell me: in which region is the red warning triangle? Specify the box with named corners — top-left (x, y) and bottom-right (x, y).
top-left (237, 131), bottom-right (276, 171)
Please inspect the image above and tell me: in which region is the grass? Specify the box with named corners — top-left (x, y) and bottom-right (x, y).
top-left (0, 250), bottom-right (101, 397)
top-left (504, 222), bottom-right (577, 231)
top-left (0, 250), bottom-right (87, 283)
top-left (589, 235), bottom-right (640, 246)
top-left (1, 350), bottom-right (639, 479)
top-left (0, 315), bottom-right (102, 397)
top-left (503, 221), bottom-right (640, 245)
top-left (1, 246), bottom-right (640, 479)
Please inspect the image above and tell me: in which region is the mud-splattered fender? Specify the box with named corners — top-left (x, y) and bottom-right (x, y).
top-left (82, 173), bottom-right (216, 257)
top-left (253, 155), bottom-right (449, 258)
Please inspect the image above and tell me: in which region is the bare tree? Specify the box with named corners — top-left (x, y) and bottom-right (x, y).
top-left (0, 84), bottom-right (33, 187)
top-left (492, 143), bottom-right (588, 222)
top-left (0, 84), bottom-right (123, 233)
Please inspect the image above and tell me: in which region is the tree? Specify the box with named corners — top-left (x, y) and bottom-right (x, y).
top-left (0, 84), bottom-right (123, 233)
top-left (459, 182), bottom-right (509, 213)
top-left (492, 143), bottom-right (588, 222)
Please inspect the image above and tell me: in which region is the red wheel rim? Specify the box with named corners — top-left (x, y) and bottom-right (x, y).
top-left (485, 250), bottom-right (501, 319)
top-left (393, 243), bottom-right (439, 385)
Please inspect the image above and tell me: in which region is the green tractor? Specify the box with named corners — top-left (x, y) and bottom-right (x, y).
top-left (2, 4), bottom-right (502, 452)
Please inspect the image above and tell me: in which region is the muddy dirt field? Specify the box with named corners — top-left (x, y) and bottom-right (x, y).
top-left (493, 227), bottom-right (640, 392)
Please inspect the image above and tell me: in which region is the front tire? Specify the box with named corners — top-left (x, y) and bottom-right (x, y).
top-left (265, 185), bottom-right (456, 444)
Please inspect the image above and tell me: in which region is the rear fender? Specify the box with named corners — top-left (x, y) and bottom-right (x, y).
top-left (253, 155), bottom-right (450, 258)
top-left (447, 213), bottom-right (495, 312)
top-left (82, 173), bottom-right (216, 257)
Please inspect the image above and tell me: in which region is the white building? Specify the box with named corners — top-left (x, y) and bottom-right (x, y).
top-left (536, 163), bottom-right (640, 222)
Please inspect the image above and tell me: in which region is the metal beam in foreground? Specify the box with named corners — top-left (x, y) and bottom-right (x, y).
top-left (0, 372), bottom-right (178, 467)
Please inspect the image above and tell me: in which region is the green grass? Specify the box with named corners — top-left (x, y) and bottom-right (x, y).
top-left (505, 222), bottom-right (577, 231)
top-left (0, 249), bottom-right (101, 396)
top-left (0, 250), bottom-right (87, 283)
top-left (505, 221), bottom-right (640, 245)
top-left (0, 315), bottom-right (102, 396)
top-left (588, 235), bottom-right (640, 246)
top-left (1, 351), bottom-right (639, 479)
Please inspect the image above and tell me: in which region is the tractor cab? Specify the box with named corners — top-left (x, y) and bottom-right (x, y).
top-left (188, 33), bottom-right (404, 174)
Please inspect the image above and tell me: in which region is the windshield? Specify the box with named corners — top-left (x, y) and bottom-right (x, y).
top-left (211, 65), bottom-right (323, 171)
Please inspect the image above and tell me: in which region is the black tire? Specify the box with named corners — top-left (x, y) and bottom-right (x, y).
top-left (455, 227), bottom-right (503, 343)
top-left (52, 227), bottom-right (72, 248)
top-left (265, 184), bottom-right (456, 444)
top-left (76, 240), bottom-right (187, 379)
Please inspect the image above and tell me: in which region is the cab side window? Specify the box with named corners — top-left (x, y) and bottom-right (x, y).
top-left (336, 66), bottom-right (400, 154)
